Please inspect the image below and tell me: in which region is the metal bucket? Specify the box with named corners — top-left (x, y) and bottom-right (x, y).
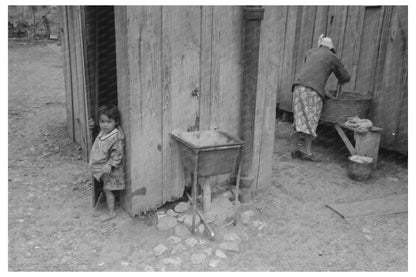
top-left (348, 155), bottom-right (373, 181)
top-left (320, 90), bottom-right (371, 123)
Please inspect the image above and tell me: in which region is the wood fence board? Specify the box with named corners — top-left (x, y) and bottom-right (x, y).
top-left (274, 6), bottom-right (288, 104)
top-left (279, 6), bottom-right (300, 111)
top-left (217, 6), bottom-right (242, 137)
top-left (326, 6), bottom-right (348, 91)
top-left (127, 6), bottom-right (164, 214)
top-left (114, 6), bottom-right (131, 213)
top-left (355, 6), bottom-right (384, 95)
top-left (379, 6), bottom-right (408, 148)
top-left (199, 6), bottom-right (213, 131)
top-left (253, 6), bottom-right (281, 191)
top-left (295, 6), bottom-right (316, 79)
top-left (59, 6), bottom-right (75, 140)
top-left (313, 6), bottom-right (328, 41)
top-left (341, 6), bottom-right (365, 91)
top-left (372, 6), bottom-right (393, 136)
top-left (210, 6), bottom-right (221, 130)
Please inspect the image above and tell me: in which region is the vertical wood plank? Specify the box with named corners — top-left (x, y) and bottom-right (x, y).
top-left (326, 6), bottom-right (348, 91)
top-left (355, 6), bottom-right (383, 94)
top-left (169, 6), bottom-right (201, 200)
top-left (161, 7), bottom-right (173, 204)
top-left (217, 6), bottom-right (242, 137)
top-left (294, 6), bottom-right (317, 80)
top-left (253, 6), bottom-right (280, 191)
top-left (341, 6), bottom-right (365, 91)
top-left (127, 6), bottom-right (163, 214)
top-left (275, 6), bottom-right (289, 104)
top-left (59, 6), bottom-right (75, 141)
top-left (114, 6), bottom-right (131, 213)
top-left (378, 6), bottom-right (408, 148)
top-left (199, 6), bottom-right (213, 130)
top-left (210, 6), bottom-right (221, 129)
top-left (279, 6), bottom-right (301, 111)
top-left (313, 6), bottom-right (328, 41)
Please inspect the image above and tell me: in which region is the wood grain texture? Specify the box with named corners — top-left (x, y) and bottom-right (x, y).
top-left (114, 6), bottom-right (131, 213)
top-left (127, 6), bottom-right (163, 214)
top-left (59, 6), bottom-right (75, 141)
top-left (253, 6), bottom-right (281, 191)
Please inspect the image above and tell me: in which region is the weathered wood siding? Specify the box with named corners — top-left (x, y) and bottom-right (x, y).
top-left (264, 6), bottom-right (407, 153)
top-left (115, 6), bottom-right (250, 215)
top-left (59, 6), bottom-right (89, 152)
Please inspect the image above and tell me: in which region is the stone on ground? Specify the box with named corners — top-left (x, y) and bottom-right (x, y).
top-left (157, 215), bottom-right (178, 230)
top-left (202, 247), bottom-right (213, 256)
top-left (167, 235), bottom-right (181, 244)
top-left (167, 209), bottom-right (179, 217)
top-left (174, 201), bottom-right (190, 213)
top-left (240, 210), bottom-right (255, 225)
top-left (183, 214), bottom-right (201, 229)
top-left (219, 241), bottom-right (240, 253)
top-left (223, 232), bottom-right (241, 243)
top-left (191, 253), bottom-right (207, 265)
top-left (208, 259), bottom-right (220, 268)
top-left (215, 249), bottom-right (227, 259)
top-left (205, 195), bottom-right (235, 225)
top-left (170, 243), bottom-right (186, 255)
top-left (185, 237), bottom-right (198, 248)
top-left (198, 223), bottom-right (205, 234)
top-left (154, 244), bottom-right (168, 256)
top-left (144, 265), bottom-right (154, 271)
top-left (162, 257), bottom-right (182, 266)
top-left (174, 224), bottom-right (191, 237)
top-left (252, 220), bottom-right (267, 230)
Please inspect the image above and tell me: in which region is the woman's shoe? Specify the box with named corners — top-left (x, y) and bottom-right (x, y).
top-left (291, 150), bottom-right (303, 159)
top-left (301, 153), bottom-right (322, 162)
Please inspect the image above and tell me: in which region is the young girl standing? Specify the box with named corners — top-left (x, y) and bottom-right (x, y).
top-left (88, 105), bottom-right (126, 221)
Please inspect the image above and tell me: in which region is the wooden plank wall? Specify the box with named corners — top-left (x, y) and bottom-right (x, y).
top-left (116, 6), bottom-right (247, 214)
top-left (271, 6), bottom-right (407, 153)
top-left (61, 6), bottom-right (89, 153)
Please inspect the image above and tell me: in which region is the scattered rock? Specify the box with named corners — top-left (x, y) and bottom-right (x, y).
top-left (167, 236), bottom-right (181, 244)
top-left (362, 227), bottom-right (371, 234)
top-left (154, 244), bottom-right (168, 256)
top-left (157, 215), bottom-right (178, 230)
top-left (215, 249), bottom-right (227, 259)
top-left (364, 235), bottom-right (373, 241)
top-left (174, 224), bottom-right (191, 237)
top-left (121, 261), bottom-right (130, 266)
top-left (144, 265), bottom-right (154, 271)
top-left (185, 237), bottom-right (198, 248)
top-left (183, 214), bottom-right (201, 229)
top-left (170, 243), bottom-right (186, 255)
top-left (208, 259), bottom-right (220, 268)
top-left (167, 209), bottom-right (179, 217)
top-left (317, 250), bottom-right (324, 256)
top-left (177, 215), bottom-right (185, 223)
top-left (219, 242), bottom-right (240, 253)
top-left (198, 224), bottom-right (205, 234)
top-left (252, 220), bottom-right (267, 230)
top-left (162, 257), bottom-right (182, 266)
top-left (223, 232), bottom-right (241, 243)
top-left (240, 210), bottom-right (255, 225)
top-left (191, 253), bottom-right (207, 265)
top-left (202, 247), bottom-right (213, 256)
top-left (199, 239), bottom-right (207, 245)
top-left (174, 201), bottom-right (190, 213)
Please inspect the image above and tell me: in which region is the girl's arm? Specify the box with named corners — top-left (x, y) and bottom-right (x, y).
top-left (107, 137), bottom-right (124, 168)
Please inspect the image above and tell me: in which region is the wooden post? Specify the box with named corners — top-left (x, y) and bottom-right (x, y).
top-left (239, 6), bottom-right (264, 202)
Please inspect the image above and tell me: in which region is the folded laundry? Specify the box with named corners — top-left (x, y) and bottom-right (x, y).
top-left (344, 116), bottom-right (373, 131)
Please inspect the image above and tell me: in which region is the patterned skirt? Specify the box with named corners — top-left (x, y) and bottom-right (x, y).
top-left (292, 85), bottom-right (323, 138)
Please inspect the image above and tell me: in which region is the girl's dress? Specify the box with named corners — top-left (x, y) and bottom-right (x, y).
top-left (89, 127), bottom-right (126, 190)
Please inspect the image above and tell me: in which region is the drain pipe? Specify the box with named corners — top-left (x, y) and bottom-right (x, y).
top-left (239, 6), bottom-right (264, 203)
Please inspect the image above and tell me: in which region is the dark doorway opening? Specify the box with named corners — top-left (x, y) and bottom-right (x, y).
top-left (84, 6), bottom-right (117, 139)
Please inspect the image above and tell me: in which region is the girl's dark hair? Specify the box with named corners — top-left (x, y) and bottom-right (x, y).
top-left (97, 104), bottom-right (120, 125)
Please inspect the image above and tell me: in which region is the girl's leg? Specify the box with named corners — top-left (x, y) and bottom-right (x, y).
top-left (100, 189), bottom-right (117, 221)
top-left (304, 135), bottom-right (313, 155)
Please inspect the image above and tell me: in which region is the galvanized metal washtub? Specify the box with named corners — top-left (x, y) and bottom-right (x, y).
top-left (320, 89), bottom-right (372, 124)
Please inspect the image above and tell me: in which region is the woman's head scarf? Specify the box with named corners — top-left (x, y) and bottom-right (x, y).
top-left (318, 34), bottom-right (335, 51)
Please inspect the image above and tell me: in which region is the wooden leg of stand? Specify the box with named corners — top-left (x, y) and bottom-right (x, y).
top-left (334, 124), bottom-right (356, 156)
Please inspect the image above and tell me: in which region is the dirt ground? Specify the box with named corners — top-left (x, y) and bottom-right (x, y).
top-left (8, 40), bottom-right (408, 271)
